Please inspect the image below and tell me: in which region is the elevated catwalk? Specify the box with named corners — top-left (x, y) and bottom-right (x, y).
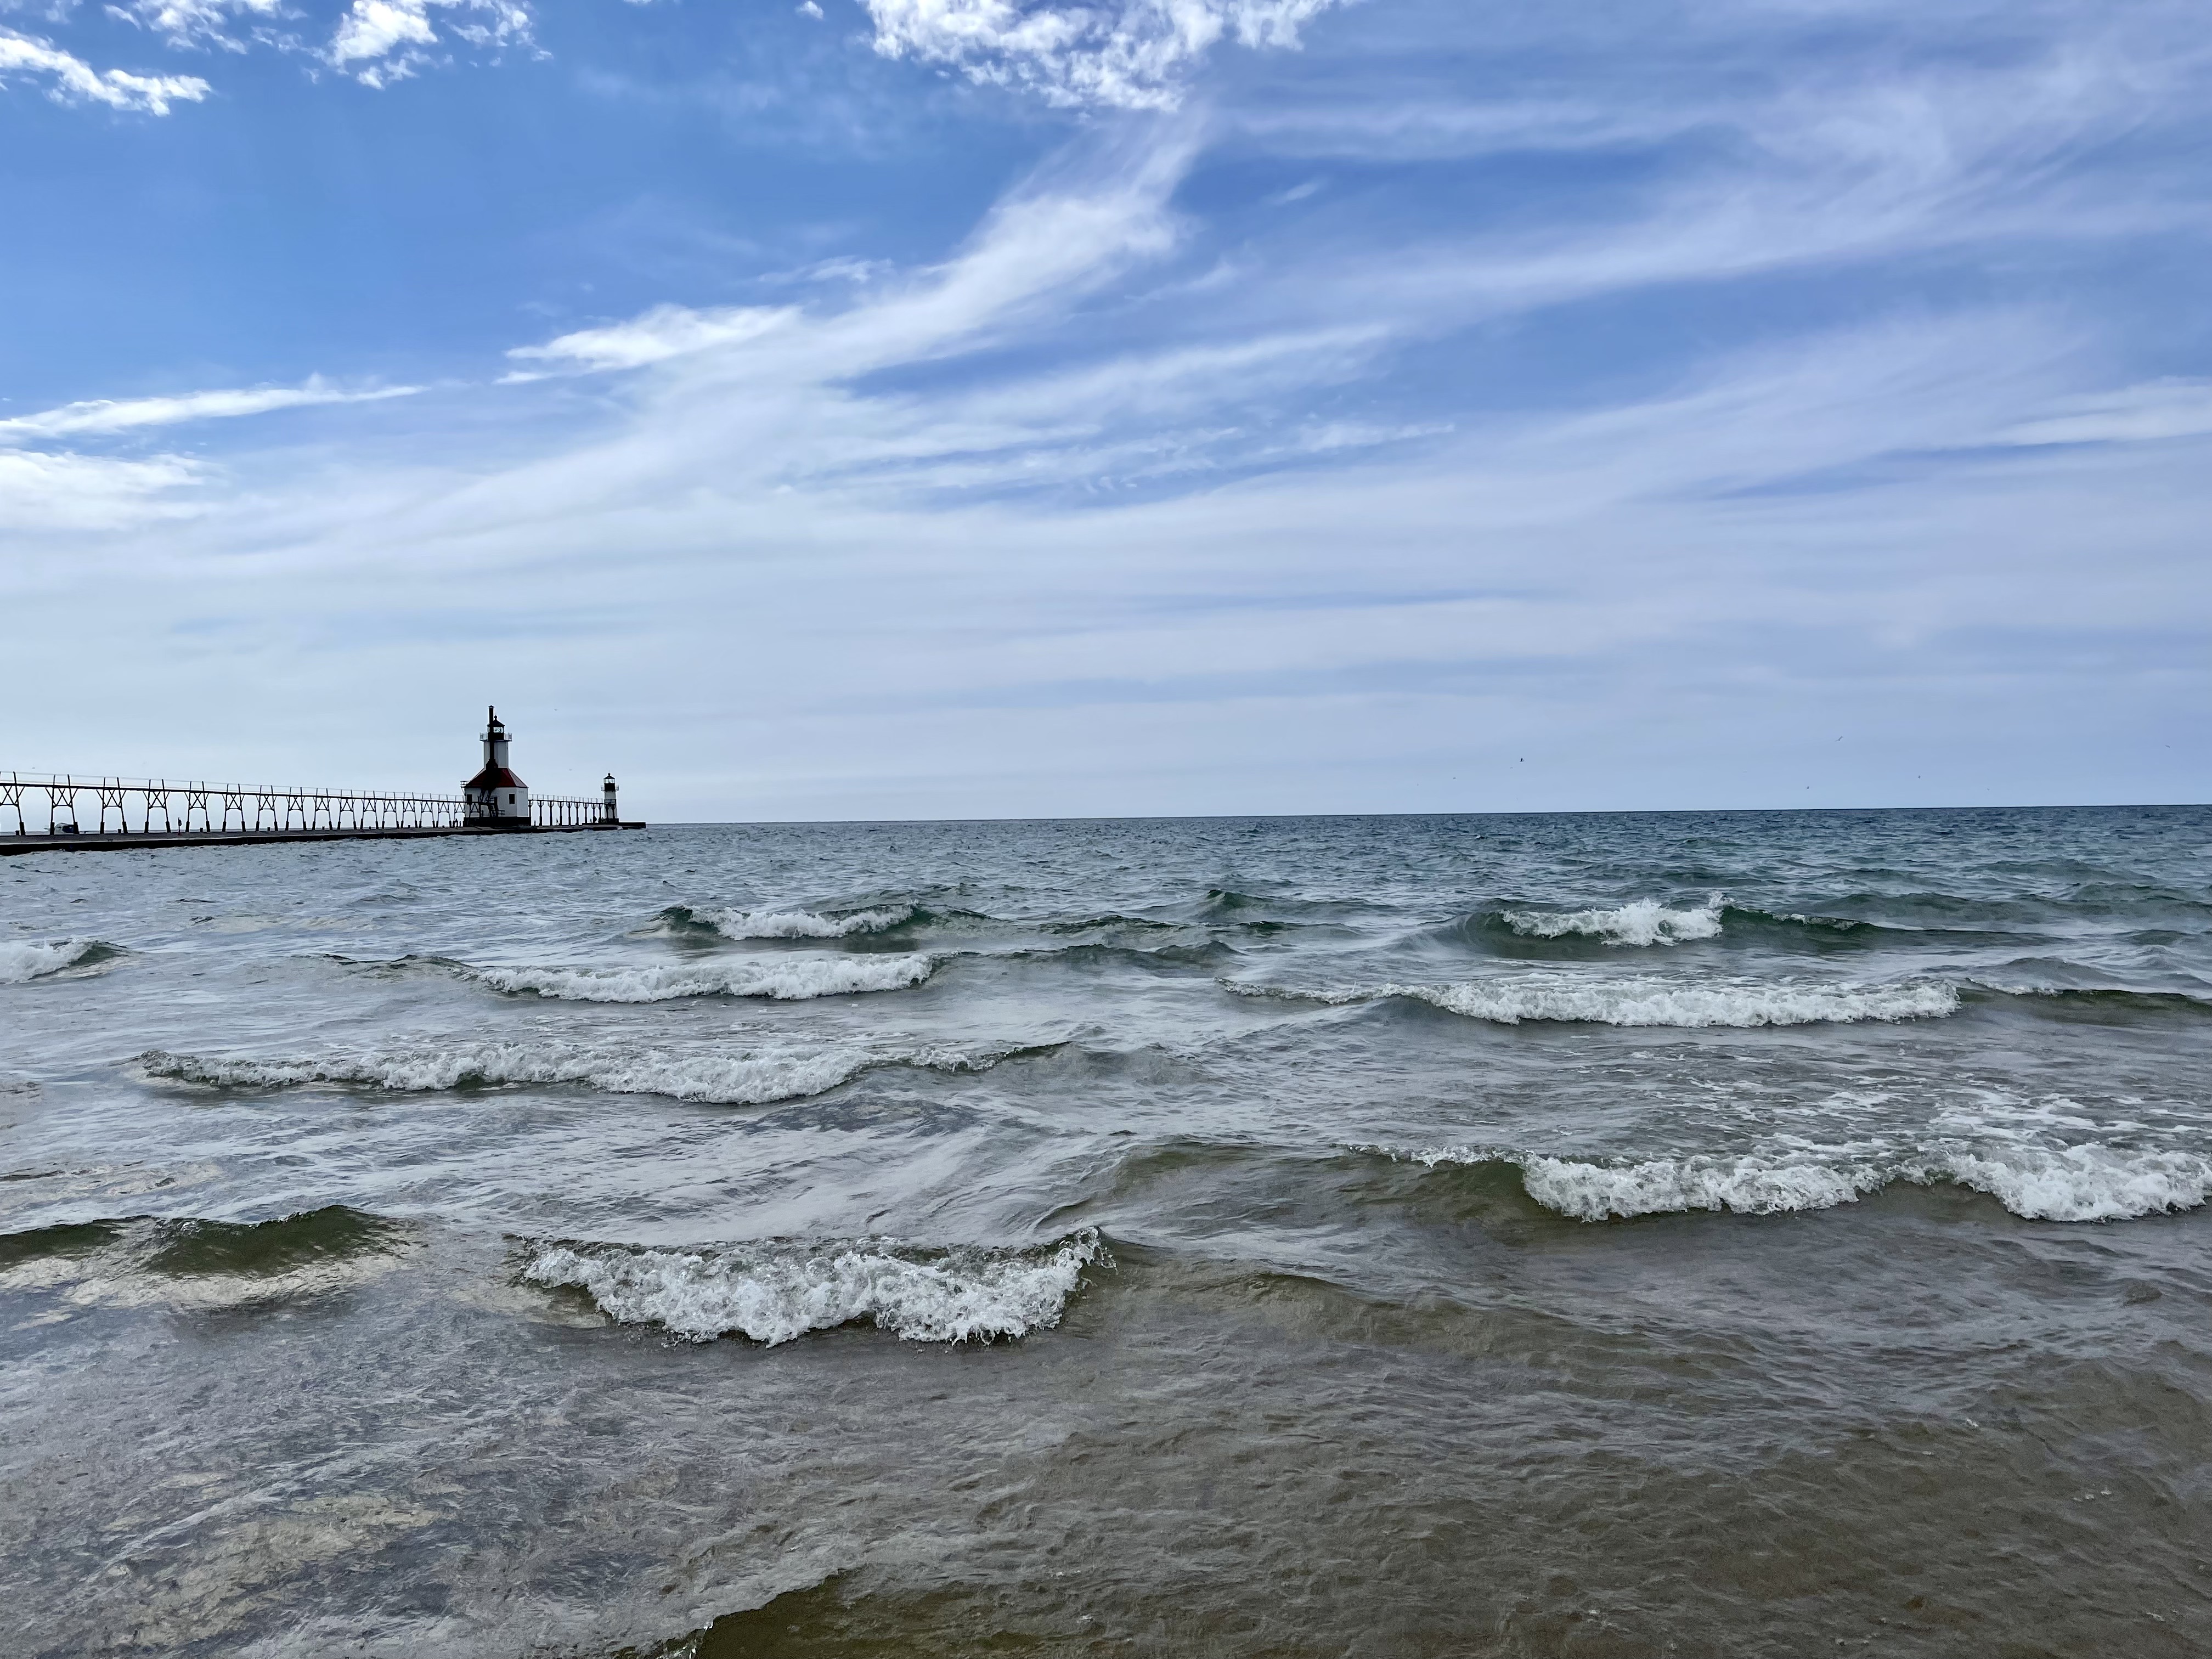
top-left (5, 714), bottom-right (641, 855)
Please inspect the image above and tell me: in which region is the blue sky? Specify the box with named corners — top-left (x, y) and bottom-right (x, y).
top-left (2, 0), bottom-right (2205, 820)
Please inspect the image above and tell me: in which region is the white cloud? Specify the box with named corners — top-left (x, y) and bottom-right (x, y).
top-left (326, 0), bottom-right (533, 87)
top-left (119, 0), bottom-right (287, 50)
top-left (0, 380), bottom-right (422, 442)
top-left (507, 136), bottom-right (1189, 383)
top-left (0, 448), bottom-right (206, 532)
top-left (1998, 380), bottom-right (2212, 446)
top-left (104, 0), bottom-right (534, 88)
top-left (862, 0), bottom-right (1346, 109)
top-left (505, 304), bottom-right (798, 375)
top-left (0, 24), bottom-right (210, 112)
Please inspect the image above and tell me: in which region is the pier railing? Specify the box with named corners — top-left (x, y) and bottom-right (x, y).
top-left (2, 773), bottom-right (612, 837)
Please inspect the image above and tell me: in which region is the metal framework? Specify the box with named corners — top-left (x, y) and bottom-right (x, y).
top-left (2, 772), bottom-right (612, 837)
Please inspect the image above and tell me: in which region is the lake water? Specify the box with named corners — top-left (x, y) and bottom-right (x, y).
top-left (4, 806), bottom-right (2209, 1656)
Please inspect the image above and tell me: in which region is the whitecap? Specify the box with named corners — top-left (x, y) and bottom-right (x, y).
top-left (0, 938), bottom-right (117, 984)
top-left (1368, 1141), bottom-right (2211, 1223)
top-left (1518, 1152), bottom-right (1888, 1218)
top-left (1409, 975), bottom-right (1955, 1027)
top-left (1934, 1145), bottom-right (2212, 1223)
top-left (521, 1229), bottom-right (1106, 1345)
top-left (704, 906), bottom-right (915, 939)
top-left (465, 953), bottom-right (936, 1002)
top-left (1499, 895), bottom-right (1724, 946)
top-left (1229, 972), bottom-right (1957, 1027)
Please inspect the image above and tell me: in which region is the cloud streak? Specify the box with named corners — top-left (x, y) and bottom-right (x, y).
top-left (0, 380), bottom-right (423, 442)
top-left (0, 25), bottom-right (209, 112)
top-left (505, 306), bottom-right (797, 376)
top-left (0, 448), bottom-right (206, 533)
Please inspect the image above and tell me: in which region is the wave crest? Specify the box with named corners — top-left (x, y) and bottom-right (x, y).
top-left (521, 1229), bottom-right (1107, 1346)
top-left (139, 1036), bottom-right (1023, 1105)
top-left (1937, 1146), bottom-right (2212, 1222)
top-left (1518, 1152), bottom-right (1886, 1218)
top-left (695, 905), bottom-right (917, 939)
top-left (1229, 973), bottom-right (1957, 1027)
top-left (1, 938), bottom-right (122, 984)
top-left (466, 953), bottom-right (936, 1002)
top-left (1379, 1143), bottom-right (2212, 1223)
top-left (0, 1207), bottom-right (415, 1308)
top-left (1498, 895), bottom-right (1724, 947)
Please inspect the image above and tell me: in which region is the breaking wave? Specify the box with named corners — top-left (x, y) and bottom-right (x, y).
top-left (139, 1036), bottom-right (1031, 1106)
top-left (682, 904), bottom-right (918, 939)
top-left (1227, 973), bottom-right (1958, 1027)
top-left (521, 1229), bottom-right (1107, 1346)
top-left (0, 938), bottom-right (122, 984)
top-left (1371, 1143), bottom-right (2212, 1224)
top-left (1497, 895), bottom-right (1725, 947)
top-left (464, 953), bottom-right (938, 1002)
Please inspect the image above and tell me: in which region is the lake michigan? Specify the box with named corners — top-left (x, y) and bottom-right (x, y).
top-left (4, 805), bottom-right (2208, 1655)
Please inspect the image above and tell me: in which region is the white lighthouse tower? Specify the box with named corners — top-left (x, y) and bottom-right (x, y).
top-left (464, 707), bottom-right (531, 826)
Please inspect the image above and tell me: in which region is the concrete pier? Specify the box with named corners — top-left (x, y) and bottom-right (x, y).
top-left (2, 821), bottom-right (644, 857)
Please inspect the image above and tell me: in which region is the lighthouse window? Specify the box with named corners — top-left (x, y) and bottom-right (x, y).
top-left (506, 793), bottom-right (515, 805)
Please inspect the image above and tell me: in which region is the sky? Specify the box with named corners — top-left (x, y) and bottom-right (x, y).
top-left (1, 0), bottom-right (2206, 822)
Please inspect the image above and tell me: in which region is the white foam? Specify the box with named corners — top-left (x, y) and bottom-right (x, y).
top-left (705, 906), bottom-right (915, 939)
top-left (1373, 1142), bottom-right (2212, 1223)
top-left (139, 1037), bottom-right (1005, 1105)
top-left (1936, 1146), bottom-right (2212, 1222)
top-left (522, 1230), bottom-right (1105, 1345)
top-left (0, 938), bottom-right (112, 984)
top-left (1500, 895), bottom-right (1725, 946)
top-left (465, 953), bottom-right (937, 1002)
top-left (1231, 973), bottom-right (1957, 1027)
top-left (1520, 1152), bottom-right (1888, 1218)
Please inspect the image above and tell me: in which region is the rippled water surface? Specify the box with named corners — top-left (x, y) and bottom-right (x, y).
top-left (4, 807), bottom-right (2210, 1656)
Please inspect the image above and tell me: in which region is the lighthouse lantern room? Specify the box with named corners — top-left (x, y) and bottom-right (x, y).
top-left (464, 707), bottom-right (532, 826)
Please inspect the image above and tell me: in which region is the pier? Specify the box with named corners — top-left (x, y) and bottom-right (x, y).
top-left (3, 710), bottom-right (642, 856)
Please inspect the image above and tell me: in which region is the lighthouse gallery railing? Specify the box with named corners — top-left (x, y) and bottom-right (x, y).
top-left (1, 773), bottom-right (613, 836)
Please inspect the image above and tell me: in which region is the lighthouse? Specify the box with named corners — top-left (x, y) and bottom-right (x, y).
top-left (464, 707), bottom-right (532, 826)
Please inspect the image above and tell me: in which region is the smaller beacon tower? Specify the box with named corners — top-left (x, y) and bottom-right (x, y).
top-left (464, 707), bottom-right (531, 827)
top-left (602, 773), bottom-right (619, 824)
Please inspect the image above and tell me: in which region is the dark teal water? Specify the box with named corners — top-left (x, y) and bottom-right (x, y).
top-left (3, 808), bottom-right (2209, 1655)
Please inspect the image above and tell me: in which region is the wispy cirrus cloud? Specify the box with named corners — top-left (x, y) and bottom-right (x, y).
top-left (504, 305), bottom-right (797, 376)
top-left (469, 21), bottom-right (2194, 518)
top-left (1998, 380), bottom-right (2212, 447)
top-left (0, 24), bottom-right (208, 111)
top-left (0, 379), bottom-right (422, 442)
top-left (0, 447), bottom-right (207, 532)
